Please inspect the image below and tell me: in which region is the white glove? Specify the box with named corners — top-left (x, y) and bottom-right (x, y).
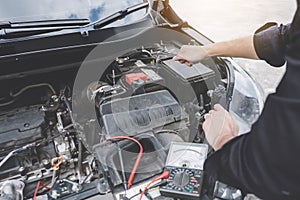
top-left (202, 104), bottom-right (239, 150)
top-left (173, 45), bottom-right (208, 66)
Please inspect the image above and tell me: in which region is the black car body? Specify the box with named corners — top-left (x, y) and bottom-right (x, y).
top-left (0, 0), bottom-right (263, 199)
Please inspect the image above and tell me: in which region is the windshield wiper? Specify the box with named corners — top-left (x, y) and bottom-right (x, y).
top-left (93, 2), bottom-right (149, 29)
top-left (0, 19), bottom-right (90, 39)
top-left (0, 19), bottom-right (90, 29)
top-left (0, 1), bottom-right (149, 40)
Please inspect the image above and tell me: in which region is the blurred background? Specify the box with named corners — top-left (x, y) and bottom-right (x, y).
top-left (171, 0), bottom-right (296, 97)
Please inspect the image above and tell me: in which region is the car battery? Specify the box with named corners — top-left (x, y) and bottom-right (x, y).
top-left (160, 59), bottom-right (215, 103)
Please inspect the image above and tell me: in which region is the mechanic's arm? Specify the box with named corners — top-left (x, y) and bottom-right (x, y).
top-left (175, 23), bottom-right (291, 67)
top-left (174, 36), bottom-right (259, 66)
top-left (204, 36), bottom-right (259, 59)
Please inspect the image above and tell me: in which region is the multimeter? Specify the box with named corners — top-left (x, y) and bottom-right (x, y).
top-left (159, 142), bottom-right (208, 200)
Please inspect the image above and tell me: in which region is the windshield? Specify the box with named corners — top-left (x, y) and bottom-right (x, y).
top-left (0, 0), bottom-right (147, 26)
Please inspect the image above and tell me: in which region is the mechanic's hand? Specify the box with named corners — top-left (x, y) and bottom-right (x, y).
top-left (173, 45), bottom-right (208, 66)
top-left (202, 104), bottom-right (239, 151)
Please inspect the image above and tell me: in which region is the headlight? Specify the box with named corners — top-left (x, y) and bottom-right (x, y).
top-left (226, 58), bottom-right (264, 134)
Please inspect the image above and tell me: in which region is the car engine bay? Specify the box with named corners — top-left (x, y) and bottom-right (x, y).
top-left (0, 40), bottom-right (237, 200)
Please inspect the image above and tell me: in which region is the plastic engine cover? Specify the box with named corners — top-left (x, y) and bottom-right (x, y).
top-left (0, 105), bottom-right (45, 149)
top-left (98, 90), bottom-right (187, 138)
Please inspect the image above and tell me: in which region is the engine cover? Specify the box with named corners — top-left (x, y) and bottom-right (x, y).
top-left (98, 90), bottom-right (188, 138)
top-left (0, 105), bottom-right (45, 149)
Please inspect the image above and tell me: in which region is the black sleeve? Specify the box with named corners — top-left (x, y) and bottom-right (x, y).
top-left (253, 23), bottom-right (291, 67)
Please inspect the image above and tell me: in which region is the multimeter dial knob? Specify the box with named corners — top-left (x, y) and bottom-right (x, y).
top-left (173, 171), bottom-right (190, 187)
